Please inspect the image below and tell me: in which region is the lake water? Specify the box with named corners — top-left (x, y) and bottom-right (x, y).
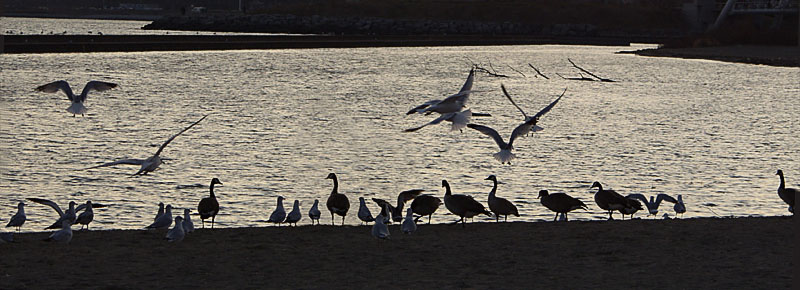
top-left (1, 21), bottom-right (798, 232)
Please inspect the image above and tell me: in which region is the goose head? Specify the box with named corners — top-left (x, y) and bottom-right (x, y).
top-left (326, 173), bottom-right (337, 180)
top-left (537, 190), bottom-right (549, 199)
top-left (590, 181), bottom-right (602, 189)
top-left (485, 175), bottom-right (497, 181)
top-left (776, 169), bottom-right (783, 176)
top-left (211, 178), bottom-right (223, 186)
top-left (441, 180), bottom-right (450, 188)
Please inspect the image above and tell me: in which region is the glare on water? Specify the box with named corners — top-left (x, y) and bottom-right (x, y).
top-left (1, 41), bottom-right (797, 231)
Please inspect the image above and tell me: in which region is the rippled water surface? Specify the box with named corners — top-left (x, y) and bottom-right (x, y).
top-left (1, 41), bottom-right (798, 231)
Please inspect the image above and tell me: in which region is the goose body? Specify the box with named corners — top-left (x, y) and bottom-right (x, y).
top-left (44, 220), bottom-right (73, 244)
top-left (6, 202), bottom-right (26, 231)
top-left (165, 216), bottom-right (185, 242)
top-left (325, 173), bottom-right (350, 225)
top-left (285, 200), bottom-right (302, 226)
top-left (777, 170), bottom-right (797, 213)
top-left (617, 197), bottom-right (643, 220)
top-left (35, 80), bottom-right (118, 117)
top-left (85, 115), bottom-right (207, 176)
top-left (358, 197), bottom-right (375, 225)
top-left (268, 196), bottom-right (287, 226)
top-left (591, 182), bottom-right (634, 220)
top-left (198, 178), bottom-right (222, 228)
top-left (401, 208), bottom-right (417, 234)
top-left (182, 209), bottom-right (195, 233)
top-left (442, 180), bottom-right (492, 227)
top-left (538, 190), bottom-right (588, 221)
top-left (74, 201), bottom-right (94, 230)
top-left (410, 194), bottom-right (442, 224)
top-left (626, 194), bottom-right (677, 218)
top-left (308, 199), bottom-right (321, 225)
top-left (147, 204), bottom-right (173, 229)
top-left (485, 175), bottom-right (519, 222)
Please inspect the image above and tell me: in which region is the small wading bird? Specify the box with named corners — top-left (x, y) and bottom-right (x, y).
top-left (85, 115), bottom-right (207, 176)
top-left (198, 178), bottom-right (222, 228)
top-left (35, 80), bottom-right (118, 117)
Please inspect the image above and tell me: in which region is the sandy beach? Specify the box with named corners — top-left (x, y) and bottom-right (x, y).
top-left (1, 216), bottom-right (792, 289)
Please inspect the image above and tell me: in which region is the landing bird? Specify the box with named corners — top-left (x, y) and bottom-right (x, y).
top-left (6, 202), bottom-right (26, 232)
top-left (268, 196), bottom-right (287, 226)
top-left (590, 181), bottom-right (638, 220)
top-left (325, 173), bottom-right (350, 226)
top-left (538, 190), bottom-right (588, 221)
top-left (372, 189), bottom-right (424, 223)
top-left (404, 109), bottom-right (474, 133)
top-left (442, 180), bottom-right (491, 227)
top-left (35, 80), bottom-right (118, 117)
top-left (74, 201), bottom-right (94, 230)
top-left (308, 199), bottom-right (321, 225)
top-left (673, 195), bottom-right (686, 218)
top-left (44, 220), bottom-right (73, 244)
top-left (182, 209), bottom-right (195, 233)
top-left (198, 178), bottom-right (222, 228)
top-left (776, 170), bottom-right (797, 213)
top-left (401, 208), bottom-right (417, 234)
top-left (26, 198), bottom-right (80, 229)
top-left (485, 175), bottom-right (519, 222)
top-left (357, 197), bottom-right (375, 225)
top-left (410, 194), bottom-right (442, 224)
top-left (165, 216), bottom-right (185, 242)
top-left (285, 200), bottom-right (302, 226)
top-left (85, 115), bottom-right (207, 176)
top-left (626, 194), bottom-right (678, 218)
top-left (147, 204), bottom-right (173, 229)
top-left (407, 68), bottom-right (475, 115)
top-left (500, 84), bottom-right (566, 134)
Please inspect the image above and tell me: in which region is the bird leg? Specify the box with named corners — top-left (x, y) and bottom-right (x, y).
top-left (341, 215), bottom-right (345, 226)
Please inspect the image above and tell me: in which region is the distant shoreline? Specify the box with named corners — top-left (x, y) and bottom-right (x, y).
top-left (624, 45), bottom-right (800, 67)
top-left (3, 13), bottom-right (163, 21)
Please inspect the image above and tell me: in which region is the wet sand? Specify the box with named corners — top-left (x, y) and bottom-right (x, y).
top-left (1, 216), bottom-right (791, 289)
top-left (628, 45), bottom-right (800, 67)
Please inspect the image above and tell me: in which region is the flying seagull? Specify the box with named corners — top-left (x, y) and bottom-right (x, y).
top-left (501, 84), bottom-right (565, 134)
top-left (85, 115), bottom-right (207, 176)
top-left (35, 80), bottom-right (118, 117)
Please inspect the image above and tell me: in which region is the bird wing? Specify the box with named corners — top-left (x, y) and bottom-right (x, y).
top-left (75, 202), bottom-right (106, 212)
top-left (532, 88), bottom-right (566, 120)
top-left (500, 84), bottom-right (529, 119)
top-left (656, 194), bottom-right (678, 205)
top-left (26, 198), bottom-right (64, 217)
top-left (398, 189), bottom-right (424, 203)
top-left (35, 80), bottom-right (75, 102)
top-left (406, 99), bottom-right (441, 115)
top-left (78, 81), bottom-right (118, 102)
top-left (457, 68), bottom-right (475, 94)
top-left (438, 89), bottom-right (473, 108)
top-left (153, 115), bottom-right (208, 157)
top-left (626, 194), bottom-right (650, 207)
top-left (508, 118), bottom-right (537, 147)
top-left (467, 124), bottom-right (507, 149)
top-left (85, 158), bottom-right (145, 170)
top-left (404, 113), bottom-right (454, 132)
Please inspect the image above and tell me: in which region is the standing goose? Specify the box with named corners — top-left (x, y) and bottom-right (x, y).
top-left (44, 220), bottom-right (73, 244)
top-left (442, 180), bottom-right (492, 227)
top-left (165, 216), bottom-right (185, 243)
top-left (182, 209), bottom-right (195, 233)
top-left (537, 190), bottom-right (588, 221)
top-left (147, 204), bottom-right (173, 229)
top-left (358, 197), bottom-right (375, 225)
top-left (401, 208), bottom-right (417, 234)
top-left (626, 194), bottom-right (678, 218)
top-left (285, 200), bottom-right (302, 226)
top-left (410, 194), bottom-right (442, 224)
top-left (308, 199), bottom-right (321, 225)
top-left (673, 195), bottom-right (686, 218)
top-left (85, 115), bottom-right (207, 176)
top-left (35, 80), bottom-right (118, 117)
top-left (776, 170), bottom-right (797, 213)
top-left (74, 201), bottom-right (94, 230)
top-left (26, 198), bottom-right (77, 230)
top-left (485, 175), bottom-right (519, 222)
top-left (500, 84), bottom-right (566, 135)
top-left (6, 202), bottom-right (26, 232)
top-left (617, 197), bottom-right (643, 220)
top-left (326, 173), bottom-right (350, 226)
top-left (198, 178), bottom-right (222, 228)
top-left (268, 196), bottom-right (287, 226)
top-left (590, 182), bottom-right (635, 220)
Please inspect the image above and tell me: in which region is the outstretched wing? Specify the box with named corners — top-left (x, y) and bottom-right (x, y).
top-left (532, 88), bottom-right (566, 120)
top-left (75, 202), bottom-right (108, 212)
top-left (406, 99), bottom-right (441, 115)
top-left (35, 80), bottom-right (75, 102)
top-left (404, 113), bottom-right (454, 132)
top-left (467, 123), bottom-right (507, 149)
top-left (458, 67), bottom-right (475, 94)
top-left (656, 194), bottom-right (677, 206)
top-left (85, 158), bottom-right (145, 170)
top-left (398, 189), bottom-right (424, 204)
top-left (78, 81), bottom-right (118, 102)
top-left (26, 198), bottom-right (64, 217)
top-left (626, 194), bottom-right (649, 207)
top-left (500, 84), bottom-right (528, 119)
top-left (154, 115), bottom-right (208, 157)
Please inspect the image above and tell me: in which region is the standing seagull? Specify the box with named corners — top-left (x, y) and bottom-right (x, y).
top-left (85, 115), bottom-right (207, 176)
top-left (485, 175), bottom-right (519, 222)
top-left (371, 205), bottom-right (391, 240)
top-left (74, 201), bottom-right (94, 230)
top-left (147, 204), bottom-right (173, 229)
top-left (268, 196), bottom-right (287, 226)
top-left (44, 220), bottom-right (73, 244)
top-left (537, 190), bottom-right (587, 221)
top-left (776, 170), bottom-right (797, 213)
top-left (198, 178), bottom-right (222, 228)
top-left (501, 84), bottom-right (566, 134)
top-left (673, 195), bottom-right (686, 218)
top-left (285, 200), bottom-right (301, 226)
top-left (6, 202), bottom-right (26, 232)
top-left (308, 199), bottom-right (321, 225)
top-left (401, 208), bottom-right (417, 234)
top-left (325, 173), bottom-right (350, 226)
top-left (182, 209), bottom-right (195, 233)
top-left (442, 180), bottom-right (492, 227)
top-left (26, 198), bottom-right (77, 230)
top-left (35, 80), bottom-right (118, 117)
top-left (153, 202), bottom-right (165, 223)
top-left (626, 194), bottom-right (677, 218)
top-left (165, 216), bottom-right (185, 243)
top-left (358, 197), bottom-right (375, 225)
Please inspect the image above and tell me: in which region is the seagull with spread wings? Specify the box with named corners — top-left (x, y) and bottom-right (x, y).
top-left (85, 115), bottom-right (207, 176)
top-left (405, 68), bottom-right (490, 132)
top-left (35, 80), bottom-right (118, 117)
top-left (501, 84), bottom-right (565, 135)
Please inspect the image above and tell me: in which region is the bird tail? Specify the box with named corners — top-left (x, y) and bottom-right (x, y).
top-left (66, 102), bottom-right (87, 115)
top-left (493, 150), bottom-right (516, 164)
top-left (450, 109), bottom-right (472, 132)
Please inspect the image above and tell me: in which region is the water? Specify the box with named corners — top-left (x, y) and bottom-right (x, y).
top-left (1, 16), bottom-right (285, 35)
top-left (1, 39), bottom-right (798, 231)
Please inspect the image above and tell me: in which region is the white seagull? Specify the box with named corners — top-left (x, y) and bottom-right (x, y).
top-left (268, 196), bottom-right (286, 226)
top-left (401, 208), bottom-right (417, 234)
top-left (500, 84), bottom-right (566, 135)
top-left (85, 115), bottom-right (207, 176)
top-left (674, 195), bottom-right (686, 218)
top-left (357, 197), bottom-right (375, 225)
top-left (626, 194), bottom-right (678, 218)
top-left (308, 199), bottom-right (321, 225)
top-left (147, 204), bottom-right (173, 229)
top-left (35, 80), bottom-right (118, 117)
top-left (404, 109), bottom-right (474, 133)
top-left (182, 209), bottom-right (195, 233)
top-left (407, 68), bottom-right (475, 115)
top-left (285, 200), bottom-right (301, 226)
top-left (6, 202), bottom-right (26, 232)
top-left (371, 207), bottom-right (391, 240)
top-left (165, 216), bottom-right (185, 242)
top-left (44, 220), bottom-right (73, 244)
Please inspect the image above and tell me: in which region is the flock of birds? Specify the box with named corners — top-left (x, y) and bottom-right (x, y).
top-left (1, 69), bottom-right (796, 243)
